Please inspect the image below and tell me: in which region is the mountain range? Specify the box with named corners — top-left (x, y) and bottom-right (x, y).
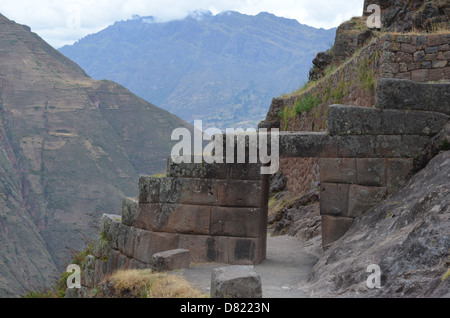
top-left (59, 11), bottom-right (337, 129)
top-left (0, 12), bottom-right (190, 297)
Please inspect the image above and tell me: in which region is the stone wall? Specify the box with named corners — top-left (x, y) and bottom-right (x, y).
top-left (262, 32), bottom-right (450, 198)
top-left (79, 156), bottom-right (269, 290)
top-left (77, 79), bottom-right (448, 292)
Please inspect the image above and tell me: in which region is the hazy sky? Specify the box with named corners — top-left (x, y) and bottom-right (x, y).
top-left (0, 0), bottom-right (364, 48)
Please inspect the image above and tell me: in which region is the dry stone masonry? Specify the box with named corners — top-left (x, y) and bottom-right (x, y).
top-left (80, 78), bottom-right (448, 291)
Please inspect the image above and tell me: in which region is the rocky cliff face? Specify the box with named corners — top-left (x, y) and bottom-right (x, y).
top-left (0, 13), bottom-right (191, 297)
top-left (302, 150), bottom-right (449, 298)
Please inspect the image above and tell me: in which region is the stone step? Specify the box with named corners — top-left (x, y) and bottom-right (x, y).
top-left (328, 104), bottom-right (449, 136)
top-left (376, 78), bottom-right (450, 115)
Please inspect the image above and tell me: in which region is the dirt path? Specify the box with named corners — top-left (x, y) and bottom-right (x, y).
top-left (176, 235), bottom-right (321, 298)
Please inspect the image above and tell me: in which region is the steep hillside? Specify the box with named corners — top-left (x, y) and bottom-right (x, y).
top-left (0, 13), bottom-right (191, 297)
top-left (59, 11), bottom-right (336, 129)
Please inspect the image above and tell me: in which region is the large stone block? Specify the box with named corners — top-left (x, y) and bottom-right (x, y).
top-left (319, 158), bottom-right (357, 184)
top-left (159, 178), bottom-right (218, 205)
top-left (320, 183), bottom-right (350, 216)
top-left (135, 203), bottom-right (158, 231)
top-left (178, 235), bottom-right (229, 263)
top-left (321, 215), bottom-right (354, 247)
top-left (211, 207), bottom-right (265, 238)
top-left (380, 110), bottom-right (449, 135)
top-left (279, 132), bottom-right (338, 158)
top-left (337, 135), bottom-right (376, 158)
top-left (101, 214), bottom-right (121, 236)
top-left (138, 176), bottom-right (161, 204)
top-left (117, 223), bottom-right (131, 255)
top-left (167, 156), bottom-right (261, 181)
top-left (121, 197), bottom-right (139, 227)
top-left (151, 249), bottom-right (191, 272)
top-left (228, 237), bottom-right (266, 265)
top-left (132, 229), bottom-right (153, 264)
top-left (376, 78), bottom-right (450, 115)
top-left (327, 105), bottom-right (381, 136)
top-left (211, 266), bottom-right (262, 298)
top-left (106, 249), bottom-right (120, 275)
top-left (106, 217), bottom-right (122, 250)
top-left (386, 158), bottom-right (413, 194)
top-left (347, 185), bottom-right (387, 218)
top-left (375, 135), bottom-right (430, 158)
top-left (217, 180), bottom-right (262, 207)
top-left (150, 232), bottom-right (180, 256)
top-left (152, 204), bottom-right (211, 235)
top-left (356, 158), bottom-right (387, 186)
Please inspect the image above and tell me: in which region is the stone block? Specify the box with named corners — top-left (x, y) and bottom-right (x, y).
top-left (93, 236), bottom-right (110, 260)
top-left (347, 185), bottom-right (387, 218)
top-left (425, 46), bottom-right (439, 54)
top-left (395, 72), bottom-right (411, 80)
top-left (217, 180), bottom-right (262, 208)
top-left (211, 207), bottom-right (265, 238)
top-left (327, 105), bottom-right (381, 136)
top-left (413, 50), bottom-right (425, 62)
top-left (123, 227), bottom-right (138, 258)
top-left (136, 203), bottom-right (158, 231)
top-left (106, 217), bottom-right (122, 250)
top-left (106, 249), bottom-right (120, 275)
top-left (101, 214), bottom-right (120, 236)
top-left (179, 235), bottom-right (229, 263)
top-left (428, 68), bottom-right (445, 82)
top-left (356, 158), bottom-right (386, 187)
top-left (211, 266), bottom-right (262, 298)
top-left (375, 135), bottom-right (428, 158)
top-left (117, 223), bottom-right (131, 255)
top-left (319, 158), bottom-right (357, 184)
top-left (159, 178), bottom-right (218, 206)
top-left (150, 232), bottom-right (180, 256)
top-left (379, 110), bottom-right (407, 134)
top-left (337, 135), bottom-right (376, 158)
top-left (151, 204), bottom-right (211, 235)
top-left (427, 34), bottom-right (442, 47)
top-left (228, 163), bottom-right (262, 181)
top-left (321, 215), bottom-right (354, 247)
top-left (403, 111), bottom-right (449, 136)
top-left (228, 237), bottom-right (266, 265)
top-left (401, 43), bottom-right (416, 54)
top-left (279, 132), bottom-right (338, 158)
top-left (432, 60), bottom-right (448, 69)
top-left (151, 249), bottom-right (190, 272)
top-left (121, 197), bottom-right (139, 227)
top-left (320, 183), bottom-right (350, 216)
top-left (386, 158), bottom-right (413, 194)
top-left (411, 69), bottom-right (428, 82)
top-left (138, 176), bottom-right (160, 204)
top-left (396, 51), bottom-right (413, 63)
top-left (132, 229), bottom-right (153, 264)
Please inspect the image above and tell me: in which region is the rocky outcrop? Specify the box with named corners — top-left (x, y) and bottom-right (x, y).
top-left (309, 52), bottom-right (333, 81)
top-left (303, 150), bottom-right (450, 298)
top-left (364, 0), bottom-right (450, 32)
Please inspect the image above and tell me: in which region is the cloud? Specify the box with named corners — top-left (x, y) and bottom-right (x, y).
top-left (0, 0), bottom-right (364, 48)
